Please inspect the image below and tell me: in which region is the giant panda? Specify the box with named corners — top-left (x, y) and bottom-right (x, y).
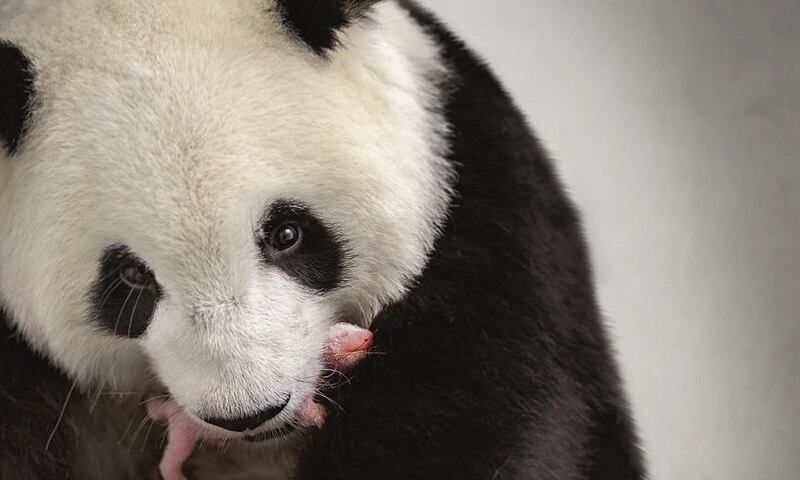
top-left (0, 0), bottom-right (645, 479)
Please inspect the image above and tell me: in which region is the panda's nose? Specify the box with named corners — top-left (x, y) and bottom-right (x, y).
top-left (203, 396), bottom-right (290, 432)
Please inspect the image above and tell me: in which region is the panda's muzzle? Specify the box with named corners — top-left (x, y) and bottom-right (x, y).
top-left (202, 395), bottom-right (291, 432)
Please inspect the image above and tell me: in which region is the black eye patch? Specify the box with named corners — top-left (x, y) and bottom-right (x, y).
top-left (0, 40), bottom-right (36, 155)
top-left (90, 245), bottom-right (162, 338)
top-left (258, 201), bottom-right (347, 293)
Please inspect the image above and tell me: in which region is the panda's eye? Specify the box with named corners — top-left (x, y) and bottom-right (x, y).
top-left (269, 222), bottom-right (302, 252)
top-left (257, 201), bottom-right (343, 291)
top-left (120, 263), bottom-right (155, 289)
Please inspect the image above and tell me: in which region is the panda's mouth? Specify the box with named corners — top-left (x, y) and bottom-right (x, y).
top-left (146, 323), bottom-right (374, 480)
top-left (146, 395), bottom-right (322, 444)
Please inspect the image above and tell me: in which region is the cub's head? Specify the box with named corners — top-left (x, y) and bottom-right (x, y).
top-left (0, 0), bottom-right (450, 438)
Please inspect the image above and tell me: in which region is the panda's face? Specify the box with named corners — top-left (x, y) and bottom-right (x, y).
top-left (0, 1), bottom-right (450, 434)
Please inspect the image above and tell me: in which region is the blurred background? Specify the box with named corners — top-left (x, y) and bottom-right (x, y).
top-left (424, 1), bottom-right (800, 479)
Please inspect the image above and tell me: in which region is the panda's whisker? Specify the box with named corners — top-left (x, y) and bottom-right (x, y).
top-left (315, 373), bottom-right (339, 384)
top-left (140, 418), bottom-right (156, 452)
top-left (314, 391), bottom-right (344, 413)
top-left (292, 370), bottom-right (335, 383)
top-left (112, 288), bottom-right (135, 336)
top-left (89, 381), bottom-right (105, 413)
top-left (318, 367), bottom-right (348, 377)
top-left (45, 378), bottom-right (78, 451)
top-left (318, 367), bottom-right (353, 382)
top-left (127, 288), bottom-right (144, 337)
top-left (293, 371), bottom-right (350, 390)
top-left (315, 381), bottom-right (335, 391)
top-left (118, 409), bottom-right (142, 445)
top-left (324, 368), bottom-right (353, 386)
top-left (97, 278), bottom-right (124, 310)
top-left (158, 428), bottom-right (168, 449)
top-left (305, 373), bottom-right (346, 389)
top-left (134, 393), bottom-right (170, 409)
top-left (127, 414), bottom-right (151, 451)
top-left (95, 264), bottom-right (124, 285)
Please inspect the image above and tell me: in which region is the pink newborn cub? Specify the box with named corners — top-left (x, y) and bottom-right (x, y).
top-left (147, 323), bottom-right (373, 480)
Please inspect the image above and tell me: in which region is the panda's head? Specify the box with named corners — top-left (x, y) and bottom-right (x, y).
top-left (0, 0), bottom-right (450, 437)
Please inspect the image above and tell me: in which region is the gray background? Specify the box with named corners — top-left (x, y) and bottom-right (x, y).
top-left (423, 1), bottom-right (800, 479)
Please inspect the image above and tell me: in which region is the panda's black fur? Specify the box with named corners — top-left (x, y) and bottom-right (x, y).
top-left (0, 41), bottom-right (35, 155)
top-left (0, 1), bottom-right (644, 479)
top-left (298, 3), bottom-right (644, 478)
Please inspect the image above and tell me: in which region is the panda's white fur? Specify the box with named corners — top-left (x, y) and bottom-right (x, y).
top-left (0, 0), bottom-right (451, 431)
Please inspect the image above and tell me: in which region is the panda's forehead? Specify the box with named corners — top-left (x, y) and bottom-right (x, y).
top-left (4, 0), bottom-right (294, 54)
top-left (10, 2), bottom-right (407, 190)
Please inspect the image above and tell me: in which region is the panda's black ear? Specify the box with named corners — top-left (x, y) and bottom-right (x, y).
top-left (0, 41), bottom-right (35, 155)
top-left (274, 0), bottom-right (383, 55)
